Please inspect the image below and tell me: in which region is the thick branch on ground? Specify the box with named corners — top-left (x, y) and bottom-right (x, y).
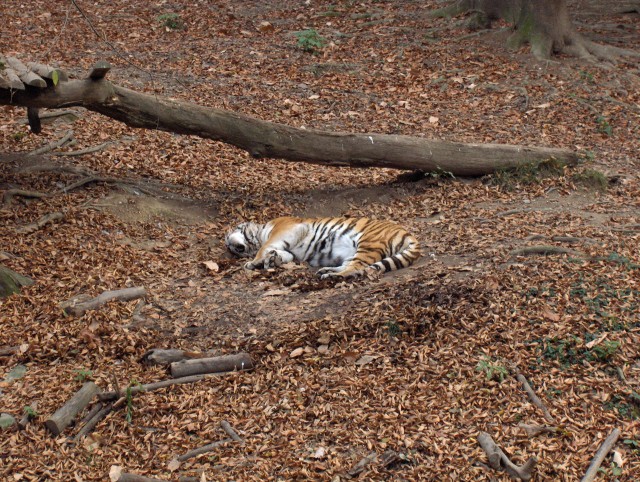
top-left (61, 286), bottom-right (146, 316)
top-left (581, 428), bottom-right (621, 482)
top-left (434, 0), bottom-right (640, 62)
top-left (141, 348), bottom-right (218, 365)
top-left (74, 402), bottom-right (113, 441)
top-left (477, 432), bottom-right (538, 481)
top-left (44, 382), bottom-right (99, 436)
top-left (518, 423), bottom-right (558, 438)
top-left (0, 74), bottom-right (580, 177)
top-left (177, 439), bottom-right (231, 462)
top-left (170, 352), bottom-right (254, 378)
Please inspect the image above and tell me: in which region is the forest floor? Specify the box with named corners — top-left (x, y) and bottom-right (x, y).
top-left (1, 1), bottom-right (639, 481)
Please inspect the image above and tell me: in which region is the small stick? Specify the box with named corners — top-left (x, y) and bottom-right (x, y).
top-left (79, 402), bottom-right (103, 426)
top-left (510, 245), bottom-right (583, 257)
top-left (98, 374), bottom-right (216, 401)
top-left (0, 345), bottom-right (21, 357)
top-left (54, 141), bottom-right (116, 157)
top-left (61, 286), bottom-right (146, 316)
top-left (220, 420), bottom-right (244, 444)
top-left (74, 402), bottom-right (113, 441)
top-left (477, 432), bottom-right (538, 481)
top-left (581, 428), bottom-right (621, 482)
top-left (516, 374), bottom-right (556, 424)
top-left (44, 382), bottom-right (99, 436)
top-left (348, 451), bottom-right (378, 476)
top-left (170, 353), bottom-right (253, 378)
top-left (177, 438), bottom-right (231, 462)
top-left (16, 211), bottom-right (64, 234)
top-left (28, 129), bottom-right (74, 156)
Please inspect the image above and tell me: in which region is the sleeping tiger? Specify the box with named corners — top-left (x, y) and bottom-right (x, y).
top-left (225, 216), bottom-right (420, 279)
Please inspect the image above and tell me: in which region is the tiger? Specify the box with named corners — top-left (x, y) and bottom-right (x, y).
top-left (225, 216), bottom-right (420, 279)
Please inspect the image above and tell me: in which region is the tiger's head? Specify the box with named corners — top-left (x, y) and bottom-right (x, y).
top-left (225, 222), bottom-right (262, 258)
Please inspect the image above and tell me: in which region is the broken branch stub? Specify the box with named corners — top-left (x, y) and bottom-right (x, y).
top-left (477, 431), bottom-right (538, 481)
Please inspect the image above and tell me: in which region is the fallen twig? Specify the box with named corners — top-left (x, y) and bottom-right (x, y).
top-left (177, 438), bottom-right (231, 462)
top-left (348, 451), bottom-right (378, 476)
top-left (581, 428), bottom-right (621, 482)
top-left (61, 286), bottom-right (146, 316)
top-left (74, 402), bottom-right (113, 441)
top-left (2, 189), bottom-right (49, 205)
top-left (477, 432), bottom-right (538, 481)
top-left (516, 374), bottom-right (556, 424)
top-left (510, 245), bottom-right (583, 257)
top-left (220, 420), bottom-right (244, 445)
top-left (54, 141), bottom-right (116, 157)
top-left (170, 352), bottom-right (253, 378)
top-left (116, 473), bottom-right (166, 482)
top-left (44, 381), bottom-right (99, 436)
top-left (98, 374), bottom-right (218, 402)
top-left (16, 211), bottom-right (64, 234)
top-left (28, 129), bottom-right (74, 156)
top-left (0, 345), bottom-right (21, 357)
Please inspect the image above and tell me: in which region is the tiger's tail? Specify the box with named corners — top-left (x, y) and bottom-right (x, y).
top-left (371, 234), bottom-right (421, 274)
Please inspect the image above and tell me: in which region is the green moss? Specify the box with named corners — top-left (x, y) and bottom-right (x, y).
top-left (486, 158), bottom-right (566, 190)
top-left (572, 169), bottom-right (608, 191)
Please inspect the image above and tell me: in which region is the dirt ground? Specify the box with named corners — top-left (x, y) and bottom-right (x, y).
top-left (1, 1), bottom-right (639, 481)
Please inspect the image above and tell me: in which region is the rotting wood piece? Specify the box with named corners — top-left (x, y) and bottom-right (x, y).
top-left (170, 352), bottom-right (253, 378)
top-left (581, 428), bottom-right (621, 482)
top-left (141, 348), bottom-right (218, 365)
top-left (4, 57), bottom-right (46, 88)
top-left (88, 60), bottom-right (111, 80)
top-left (477, 432), bottom-right (538, 481)
top-left (61, 286), bottom-right (146, 316)
top-left (0, 62), bottom-right (581, 177)
top-left (27, 62), bottom-right (69, 82)
top-left (44, 381), bottom-right (99, 436)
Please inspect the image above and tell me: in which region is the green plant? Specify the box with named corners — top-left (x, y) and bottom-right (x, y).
top-left (589, 340), bottom-right (620, 362)
top-left (571, 169), bottom-right (608, 191)
top-left (294, 29), bottom-right (326, 54)
top-left (13, 131), bottom-right (27, 141)
top-left (476, 357), bottom-right (509, 382)
top-left (386, 320), bottom-right (401, 338)
top-left (595, 115), bottom-right (612, 136)
top-left (426, 167), bottom-right (455, 180)
top-left (125, 380), bottom-right (144, 423)
top-left (579, 70), bottom-right (595, 83)
top-left (157, 13), bottom-right (184, 30)
top-left (75, 368), bottom-right (93, 382)
top-left (23, 405), bottom-right (38, 417)
top-left (604, 392), bottom-right (640, 420)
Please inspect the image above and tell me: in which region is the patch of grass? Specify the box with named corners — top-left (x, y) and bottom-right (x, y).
top-left (541, 334), bottom-right (622, 367)
top-left (595, 115), bottom-right (612, 136)
top-left (386, 320), bottom-right (401, 338)
top-left (426, 167), bottom-right (455, 180)
top-left (476, 356), bottom-right (509, 382)
top-left (579, 70), bottom-right (596, 83)
top-left (74, 368), bottom-right (93, 382)
top-left (294, 29), bottom-right (326, 54)
top-left (588, 340), bottom-right (620, 362)
top-left (23, 405), bottom-right (38, 418)
top-left (571, 168), bottom-right (608, 191)
top-left (486, 158), bottom-right (566, 190)
top-left (157, 13), bottom-right (184, 31)
top-left (13, 131), bottom-right (27, 141)
top-left (604, 392), bottom-right (640, 420)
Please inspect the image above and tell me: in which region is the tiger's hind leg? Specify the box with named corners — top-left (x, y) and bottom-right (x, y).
top-left (245, 249), bottom-right (294, 270)
top-left (317, 260), bottom-right (370, 280)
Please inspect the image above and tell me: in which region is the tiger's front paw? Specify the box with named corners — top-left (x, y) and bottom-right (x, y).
top-left (244, 261), bottom-right (256, 270)
top-left (263, 250), bottom-right (283, 269)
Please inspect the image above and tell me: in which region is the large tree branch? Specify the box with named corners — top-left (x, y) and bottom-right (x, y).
top-left (0, 62), bottom-right (580, 176)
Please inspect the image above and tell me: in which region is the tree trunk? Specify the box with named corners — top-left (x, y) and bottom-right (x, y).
top-left (0, 67), bottom-right (579, 177)
top-left (433, 0), bottom-right (640, 61)
top-left (0, 265), bottom-right (34, 297)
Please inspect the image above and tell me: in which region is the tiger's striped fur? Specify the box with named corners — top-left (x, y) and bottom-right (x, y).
top-left (225, 217), bottom-right (420, 279)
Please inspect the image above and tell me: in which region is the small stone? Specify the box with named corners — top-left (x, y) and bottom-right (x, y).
top-left (0, 413), bottom-right (16, 429)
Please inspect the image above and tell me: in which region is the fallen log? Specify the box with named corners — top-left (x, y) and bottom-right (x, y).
top-left (177, 438), bottom-right (231, 462)
top-left (141, 348), bottom-right (218, 365)
top-left (61, 286), bottom-right (146, 316)
top-left (45, 381), bottom-right (99, 436)
top-left (170, 353), bottom-right (253, 378)
top-left (0, 60), bottom-right (581, 177)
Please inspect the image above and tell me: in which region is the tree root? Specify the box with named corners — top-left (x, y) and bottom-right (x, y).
top-left (2, 189), bottom-right (49, 205)
top-left (510, 245), bottom-right (584, 257)
top-left (28, 129), bottom-right (74, 156)
top-left (54, 141), bottom-right (117, 157)
top-left (16, 212), bottom-right (65, 234)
